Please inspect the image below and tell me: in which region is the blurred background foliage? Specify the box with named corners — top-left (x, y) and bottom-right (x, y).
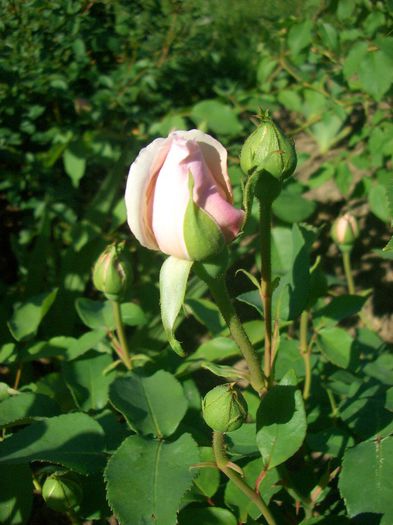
top-left (0, 0), bottom-right (392, 338)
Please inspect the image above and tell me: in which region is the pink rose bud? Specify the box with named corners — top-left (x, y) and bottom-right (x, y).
top-left (331, 212), bottom-right (359, 249)
top-left (125, 130), bottom-right (244, 261)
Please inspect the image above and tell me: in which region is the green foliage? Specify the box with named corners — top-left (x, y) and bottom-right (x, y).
top-left (0, 413), bottom-right (106, 473)
top-left (339, 437), bottom-right (393, 524)
top-left (105, 434), bottom-right (199, 525)
top-left (0, 392), bottom-right (60, 427)
top-left (256, 371), bottom-right (307, 469)
top-left (109, 370), bottom-right (188, 438)
top-left (0, 464), bottom-right (33, 525)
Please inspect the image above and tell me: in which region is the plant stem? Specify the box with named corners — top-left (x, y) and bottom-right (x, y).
top-left (259, 200), bottom-right (273, 385)
top-left (205, 275), bottom-right (266, 394)
top-left (212, 431), bottom-right (277, 525)
top-left (111, 301), bottom-right (132, 370)
top-left (342, 250), bottom-right (355, 294)
top-left (299, 310), bottom-right (311, 400)
top-left (67, 509), bottom-right (83, 525)
top-left (13, 363), bottom-right (23, 390)
top-left (326, 388), bottom-right (339, 419)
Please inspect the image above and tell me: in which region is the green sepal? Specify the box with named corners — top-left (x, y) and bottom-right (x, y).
top-left (183, 171), bottom-right (225, 261)
top-left (194, 249), bottom-right (229, 284)
top-left (236, 268), bottom-right (261, 291)
top-left (160, 256), bottom-right (193, 356)
top-left (242, 170), bottom-right (259, 228)
top-left (201, 362), bottom-right (250, 381)
top-left (242, 170), bottom-right (281, 229)
top-left (383, 235), bottom-right (393, 252)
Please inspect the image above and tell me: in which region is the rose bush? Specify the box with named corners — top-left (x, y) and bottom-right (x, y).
top-left (125, 130), bottom-right (244, 261)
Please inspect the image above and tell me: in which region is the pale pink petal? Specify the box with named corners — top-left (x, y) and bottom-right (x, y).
top-left (173, 130), bottom-right (232, 201)
top-left (203, 193), bottom-right (245, 241)
top-left (125, 137), bottom-right (170, 249)
top-left (151, 136), bottom-right (195, 259)
top-left (169, 135), bottom-right (244, 241)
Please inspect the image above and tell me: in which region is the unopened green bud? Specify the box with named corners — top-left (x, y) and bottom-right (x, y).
top-left (202, 383), bottom-right (248, 433)
top-left (241, 111), bottom-right (297, 181)
top-left (93, 242), bottom-right (133, 302)
top-left (331, 213), bottom-right (359, 251)
top-left (240, 111), bottom-right (297, 203)
top-left (42, 473), bottom-right (83, 512)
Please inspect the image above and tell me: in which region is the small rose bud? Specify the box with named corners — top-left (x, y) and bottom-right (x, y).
top-left (240, 111), bottom-right (297, 204)
top-left (125, 130), bottom-right (244, 261)
top-left (202, 383), bottom-right (248, 433)
top-left (42, 473), bottom-right (83, 512)
top-left (92, 242), bottom-right (133, 302)
top-left (240, 111), bottom-right (297, 182)
top-left (331, 213), bottom-right (359, 251)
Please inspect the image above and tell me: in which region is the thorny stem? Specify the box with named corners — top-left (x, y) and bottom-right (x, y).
top-left (212, 431), bottom-right (277, 525)
top-left (259, 200), bottom-right (273, 386)
top-left (300, 310), bottom-right (312, 400)
top-left (206, 276), bottom-right (266, 394)
top-left (111, 301), bottom-right (132, 370)
top-left (342, 250), bottom-right (355, 295)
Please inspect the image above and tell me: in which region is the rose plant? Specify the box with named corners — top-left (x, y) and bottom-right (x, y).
top-left (0, 119), bottom-right (391, 525)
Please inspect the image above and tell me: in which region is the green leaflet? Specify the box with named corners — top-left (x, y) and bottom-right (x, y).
top-left (0, 413), bottom-right (106, 474)
top-left (339, 436), bottom-right (393, 524)
top-left (105, 434), bottom-right (199, 525)
top-left (109, 370), bottom-right (188, 438)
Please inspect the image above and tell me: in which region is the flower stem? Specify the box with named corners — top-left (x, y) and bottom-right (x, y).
top-left (299, 310), bottom-right (311, 400)
top-left (259, 200), bottom-right (273, 385)
top-left (111, 301), bottom-right (132, 370)
top-left (13, 363), bottom-right (23, 390)
top-left (342, 250), bottom-right (355, 294)
top-left (67, 509), bottom-right (83, 525)
top-left (205, 276), bottom-right (266, 394)
top-left (212, 431), bottom-right (277, 525)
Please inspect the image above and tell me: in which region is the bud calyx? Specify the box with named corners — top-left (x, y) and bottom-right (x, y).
top-left (42, 472), bottom-right (83, 512)
top-left (202, 383), bottom-right (248, 433)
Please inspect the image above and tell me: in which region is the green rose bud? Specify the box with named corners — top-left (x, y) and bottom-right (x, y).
top-left (202, 383), bottom-right (248, 433)
top-left (92, 242), bottom-right (133, 302)
top-left (42, 473), bottom-right (83, 512)
top-left (240, 110), bottom-right (297, 204)
top-left (241, 111), bottom-right (297, 181)
top-left (331, 213), bottom-right (359, 251)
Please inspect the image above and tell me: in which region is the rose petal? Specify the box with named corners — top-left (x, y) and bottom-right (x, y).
top-left (125, 137), bottom-right (170, 249)
top-left (202, 192), bottom-right (245, 241)
top-left (173, 130), bottom-right (232, 201)
top-left (151, 136), bottom-right (195, 259)
top-left (170, 135), bottom-right (244, 242)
